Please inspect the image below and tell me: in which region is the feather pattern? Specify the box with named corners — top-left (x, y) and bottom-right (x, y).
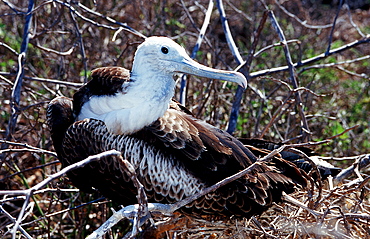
top-left (47, 67), bottom-right (308, 218)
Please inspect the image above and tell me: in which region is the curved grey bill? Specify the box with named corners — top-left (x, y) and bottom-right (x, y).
top-left (176, 57), bottom-right (247, 89)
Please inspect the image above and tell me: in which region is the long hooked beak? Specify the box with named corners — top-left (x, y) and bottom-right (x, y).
top-left (175, 56), bottom-right (247, 89)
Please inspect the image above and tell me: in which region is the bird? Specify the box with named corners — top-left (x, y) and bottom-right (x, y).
top-left (47, 36), bottom-right (309, 218)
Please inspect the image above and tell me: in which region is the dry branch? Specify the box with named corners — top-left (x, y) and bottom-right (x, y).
top-left (274, 0), bottom-right (333, 29)
top-left (0, 205), bottom-right (32, 239)
top-left (250, 35), bottom-right (370, 78)
top-left (268, 10), bottom-right (311, 142)
top-left (0, 72), bottom-right (83, 87)
top-left (334, 154), bottom-right (370, 185)
top-left (179, 0), bottom-right (214, 105)
top-left (0, 150), bottom-right (122, 238)
top-left (215, 0), bottom-right (246, 134)
top-left (5, 0), bottom-right (34, 142)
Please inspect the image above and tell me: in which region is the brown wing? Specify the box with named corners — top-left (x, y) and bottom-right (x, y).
top-left (136, 106), bottom-right (261, 184)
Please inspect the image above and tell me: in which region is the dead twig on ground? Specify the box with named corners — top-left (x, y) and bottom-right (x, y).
top-left (0, 150), bottom-right (121, 238)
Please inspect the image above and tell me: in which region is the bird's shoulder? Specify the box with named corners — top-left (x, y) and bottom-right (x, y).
top-left (132, 100), bottom-right (258, 181)
top-left (73, 66), bottom-right (131, 116)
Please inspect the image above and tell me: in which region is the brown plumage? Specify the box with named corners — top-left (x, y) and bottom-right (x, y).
top-left (47, 66), bottom-right (308, 218)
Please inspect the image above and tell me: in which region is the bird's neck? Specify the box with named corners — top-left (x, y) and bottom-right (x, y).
top-left (77, 69), bottom-right (175, 135)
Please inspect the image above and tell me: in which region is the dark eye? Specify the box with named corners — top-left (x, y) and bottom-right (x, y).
top-left (161, 46), bottom-right (169, 54)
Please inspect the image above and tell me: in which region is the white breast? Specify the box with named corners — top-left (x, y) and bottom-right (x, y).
top-left (77, 73), bottom-right (176, 135)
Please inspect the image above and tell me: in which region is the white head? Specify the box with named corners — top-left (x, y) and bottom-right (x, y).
top-left (78, 36), bottom-right (247, 135)
top-left (132, 36), bottom-right (247, 88)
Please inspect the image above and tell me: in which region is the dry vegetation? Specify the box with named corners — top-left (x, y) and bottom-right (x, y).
top-left (0, 0), bottom-right (369, 238)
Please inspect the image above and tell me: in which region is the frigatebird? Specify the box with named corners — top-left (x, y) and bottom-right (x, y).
top-left (47, 36), bottom-right (309, 218)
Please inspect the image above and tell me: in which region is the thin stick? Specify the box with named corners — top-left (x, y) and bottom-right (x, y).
top-left (325, 0), bottom-right (343, 55)
top-left (274, 0), bottom-right (333, 29)
top-left (334, 154), bottom-right (370, 185)
top-left (215, 0), bottom-right (248, 134)
top-left (230, 10), bottom-right (268, 135)
top-left (75, 1), bottom-right (146, 39)
top-left (215, 0), bottom-right (243, 63)
top-left (0, 205), bottom-right (33, 239)
top-left (249, 36), bottom-right (370, 78)
top-left (299, 55), bottom-right (370, 73)
top-left (0, 72), bottom-right (83, 87)
top-left (268, 10), bottom-right (311, 142)
top-left (35, 44), bottom-right (75, 56)
top-left (179, 0), bottom-right (214, 105)
top-left (69, 7), bottom-right (88, 83)
top-left (0, 150), bottom-right (122, 237)
top-left (172, 146), bottom-right (285, 211)
top-left (344, 4), bottom-right (365, 37)
top-left (3, 0), bottom-right (34, 162)
top-left (253, 39), bottom-right (301, 58)
top-left (0, 41), bottom-right (19, 56)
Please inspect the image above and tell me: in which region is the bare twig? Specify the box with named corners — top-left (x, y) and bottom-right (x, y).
top-left (225, 0), bottom-right (252, 21)
top-left (2, 0), bottom-right (26, 14)
top-left (326, 125), bottom-right (359, 140)
top-left (0, 150), bottom-right (122, 237)
top-left (334, 154), bottom-right (370, 185)
top-left (87, 203), bottom-right (175, 239)
top-left (344, 3), bottom-right (365, 37)
top-left (51, 0), bottom-right (117, 30)
top-left (268, 10), bottom-right (311, 142)
top-left (249, 36), bottom-right (370, 78)
top-left (215, 0), bottom-right (243, 64)
top-left (1, 150), bottom-right (121, 196)
top-left (0, 145), bottom-right (57, 158)
top-left (274, 0), bottom-right (333, 29)
top-left (0, 41), bottom-right (19, 56)
top-left (259, 90), bottom-right (293, 138)
top-left (5, 0), bottom-right (34, 142)
top-left (325, 0), bottom-right (344, 55)
top-left (0, 72), bottom-right (83, 87)
top-left (215, 0), bottom-right (247, 134)
top-left (74, 1), bottom-right (146, 39)
top-left (228, 10), bottom-right (268, 134)
top-left (253, 39), bottom-right (302, 58)
top-left (179, 0), bottom-right (214, 105)
top-left (69, 7), bottom-right (88, 83)
top-left (0, 205), bottom-right (33, 239)
top-left (1, 160), bottom-right (59, 183)
top-left (173, 145), bottom-right (287, 210)
top-left (35, 44), bottom-right (75, 56)
top-left (50, 0), bottom-right (145, 39)
top-left (335, 65), bottom-right (370, 80)
top-left (299, 55), bottom-right (370, 74)
top-left (283, 193), bottom-right (324, 218)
